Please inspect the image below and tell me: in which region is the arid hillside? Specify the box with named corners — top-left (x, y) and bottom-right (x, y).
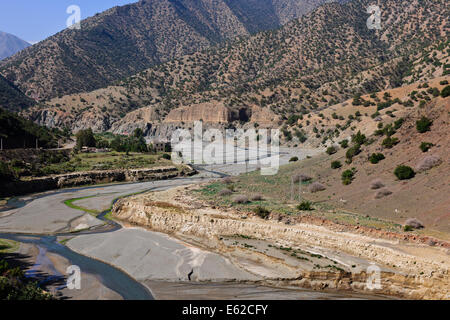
top-left (22, 0), bottom-right (449, 138)
top-left (286, 80), bottom-right (450, 233)
top-left (0, 0), bottom-right (332, 102)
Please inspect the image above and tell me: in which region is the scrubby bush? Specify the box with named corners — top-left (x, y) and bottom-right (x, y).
top-left (415, 155), bottom-right (442, 172)
top-left (297, 201), bottom-right (314, 211)
top-left (416, 116), bottom-right (433, 133)
top-left (394, 165), bottom-right (415, 180)
top-left (342, 169), bottom-right (356, 185)
top-left (289, 157), bottom-right (299, 162)
top-left (374, 189), bottom-right (393, 199)
top-left (308, 182), bottom-right (326, 193)
top-left (404, 218), bottom-right (424, 230)
top-left (382, 136), bottom-right (399, 149)
top-left (253, 206), bottom-right (270, 219)
top-left (352, 131), bottom-right (367, 145)
top-left (218, 189), bottom-right (233, 196)
top-left (369, 153), bottom-right (385, 164)
top-left (326, 146), bottom-right (337, 155)
top-left (419, 142), bottom-right (434, 152)
top-left (339, 140), bottom-right (349, 149)
top-left (250, 194), bottom-right (264, 201)
top-left (222, 177), bottom-right (233, 184)
top-left (441, 85), bottom-right (450, 98)
top-left (370, 179), bottom-right (385, 190)
top-left (232, 195), bottom-right (249, 204)
top-left (292, 174), bottom-right (312, 183)
top-left (0, 162), bottom-right (16, 182)
top-left (403, 225), bottom-right (413, 232)
top-left (346, 144), bottom-right (361, 162)
top-left (161, 153), bottom-right (171, 160)
top-left (331, 161), bottom-right (342, 169)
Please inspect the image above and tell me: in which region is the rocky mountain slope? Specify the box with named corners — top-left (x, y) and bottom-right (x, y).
top-left (0, 31), bottom-right (30, 61)
top-left (0, 75), bottom-right (35, 112)
top-left (0, 0), bottom-right (333, 101)
top-left (23, 0), bottom-right (449, 139)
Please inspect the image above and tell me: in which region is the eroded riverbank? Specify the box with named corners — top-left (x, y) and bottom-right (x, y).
top-left (110, 184), bottom-right (450, 300)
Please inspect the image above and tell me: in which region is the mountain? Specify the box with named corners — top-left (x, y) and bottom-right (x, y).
top-left (0, 31), bottom-right (31, 60)
top-left (23, 0), bottom-right (448, 135)
top-left (0, 74), bottom-right (35, 112)
top-left (0, 107), bottom-right (60, 150)
top-left (0, 0), bottom-right (334, 101)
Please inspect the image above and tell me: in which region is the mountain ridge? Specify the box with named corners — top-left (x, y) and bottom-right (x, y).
top-left (23, 0), bottom-right (448, 136)
top-left (0, 0), bottom-right (335, 101)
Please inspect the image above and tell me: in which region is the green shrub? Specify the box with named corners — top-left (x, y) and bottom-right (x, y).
top-left (289, 157), bottom-right (299, 162)
top-left (352, 131), bottom-right (367, 145)
top-left (416, 116), bottom-right (433, 133)
top-left (297, 201), bottom-right (314, 211)
top-left (342, 169), bottom-right (356, 185)
top-left (394, 118), bottom-right (404, 130)
top-left (331, 161), bottom-right (342, 169)
top-left (326, 146), bottom-right (337, 155)
top-left (403, 225), bottom-right (413, 232)
top-left (339, 140), bottom-right (349, 149)
top-left (346, 144), bottom-right (361, 161)
top-left (253, 206), bottom-right (270, 219)
top-left (394, 165), bottom-right (415, 180)
top-left (162, 153), bottom-right (171, 160)
top-left (441, 85), bottom-right (450, 98)
top-left (0, 162), bottom-right (15, 182)
top-left (382, 136), bottom-right (399, 149)
top-left (369, 153), bottom-right (385, 164)
top-left (419, 142), bottom-right (434, 152)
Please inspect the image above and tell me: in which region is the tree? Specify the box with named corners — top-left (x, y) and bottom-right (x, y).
top-left (441, 85), bottom-right (450, 98)
top-left (352, 131), bottom-right (367, 145)
top-left (133, 128), bottom-right (144, 138)
top-left (76, 129), bottom-right (96, 149)
top-left (416, 116), bottom-right (433, 133)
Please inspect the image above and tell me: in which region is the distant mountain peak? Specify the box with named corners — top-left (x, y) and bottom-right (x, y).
top-left (0, 31), bottom-right (31, 61)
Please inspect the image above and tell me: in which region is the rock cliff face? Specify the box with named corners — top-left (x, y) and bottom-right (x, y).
top-left (0, 166), bottom-right (196, 197)
top-left (110, 107), bottom-right (160, 135)
top-left (165, 102), bottom-right (232, 123)
top-left (112, 186), bottom-right (450, 299)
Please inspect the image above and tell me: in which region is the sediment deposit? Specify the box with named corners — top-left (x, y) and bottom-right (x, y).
top-left (112, 185), bottom-right (450, 300)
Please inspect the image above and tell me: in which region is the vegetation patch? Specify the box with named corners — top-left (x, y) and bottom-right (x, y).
top-left (394, 165), bottom-right (415, 180)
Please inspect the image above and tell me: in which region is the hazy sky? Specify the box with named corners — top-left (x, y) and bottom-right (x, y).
top-left (0, 1), bottom-right (136, 44)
